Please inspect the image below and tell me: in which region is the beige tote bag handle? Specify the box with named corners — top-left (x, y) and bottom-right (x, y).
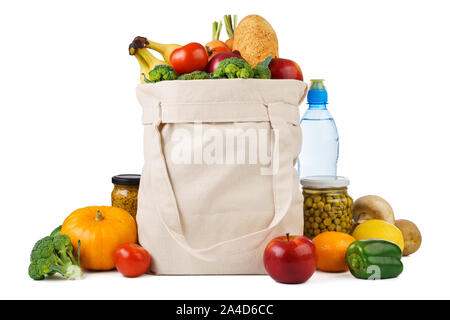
top-left (149, 102), bottom-right (298, 262)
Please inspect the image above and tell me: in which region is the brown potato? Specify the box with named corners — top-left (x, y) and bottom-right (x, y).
top-left (395, 219), bottom-right (422, 256)
top-left (233, 15), bottom-right (279, 67)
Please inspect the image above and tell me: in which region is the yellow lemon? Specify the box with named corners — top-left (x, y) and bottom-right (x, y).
top-left (352, 219), bottom-right (404, 251)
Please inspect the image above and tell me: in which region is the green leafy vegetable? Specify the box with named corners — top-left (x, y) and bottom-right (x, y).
top-left (50, 225), bottom-right (62, 237)
top-left (253, 56), bottom-right (272, 79)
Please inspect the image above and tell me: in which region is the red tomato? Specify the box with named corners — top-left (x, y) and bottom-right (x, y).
top-left (263, 234), bottom-right (316, 284)
top-left (269, 58), bottom-right (304, 81)
top-left (169, 42), bottom-right (209, 75)
top-left (114, 243), bottom-right (151, 278)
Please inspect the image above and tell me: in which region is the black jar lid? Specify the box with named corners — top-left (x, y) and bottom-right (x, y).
top-left (112, 174), bottom-right (141, 186)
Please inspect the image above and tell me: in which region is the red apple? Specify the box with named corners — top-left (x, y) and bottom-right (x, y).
top-left (263, 233), bottom-right (316, 284)
top-left (269, 58), bottom-right (304, 81)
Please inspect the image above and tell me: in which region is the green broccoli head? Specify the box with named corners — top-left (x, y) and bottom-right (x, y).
top-left (177, 71), bottom-right (211, 80)
top-left (143, 65), bottom-right (178, 83)
top-left (28, 262), bottom-right (44, 280)
top-left (213, 57), bottom-right (254, 79)
top-left (253, 56), bottom-right (272, 79)
top-left (29, 234), bottom-right (82, 280)
top-left (30, 236), bottom-right (54, 261)
top-left (29, 252), bottom-right (59, 280)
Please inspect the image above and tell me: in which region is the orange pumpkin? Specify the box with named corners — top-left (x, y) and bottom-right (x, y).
top-left (61, 206), bottom-right (137, 270)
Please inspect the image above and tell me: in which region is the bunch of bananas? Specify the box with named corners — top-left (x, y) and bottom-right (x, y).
top-left (128, 36), bottom-right (181, 84)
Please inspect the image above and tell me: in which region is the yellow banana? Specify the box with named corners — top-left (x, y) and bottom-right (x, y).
top-left (133, 50), bottom-right (150, 84)
top-left (131, 36), bottom-right (181, 63)
top-left (129, 41), bottom-right (169, 84)
top-left (145, 40), bottom-right (181, 63)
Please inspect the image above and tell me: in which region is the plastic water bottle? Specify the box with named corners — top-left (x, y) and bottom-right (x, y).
top-left (298, 79), bottom-right (339, 179)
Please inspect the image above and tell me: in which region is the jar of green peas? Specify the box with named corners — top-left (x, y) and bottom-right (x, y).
top-left (301, 176), bottom-right (353, 239)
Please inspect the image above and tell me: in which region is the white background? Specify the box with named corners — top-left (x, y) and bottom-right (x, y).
top-left (1, 0), bottom-right (449, 300)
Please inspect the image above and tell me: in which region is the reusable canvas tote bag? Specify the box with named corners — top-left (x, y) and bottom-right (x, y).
top-left (136, 79), bottom-right (307, 274)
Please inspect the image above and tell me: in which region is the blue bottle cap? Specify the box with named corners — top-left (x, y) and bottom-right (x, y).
top-left (307, 79), bottom-right (328, 104)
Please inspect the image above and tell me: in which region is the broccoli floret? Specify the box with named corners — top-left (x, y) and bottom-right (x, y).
top-left (143, 65), bottom-right (178, 83)
top-left (28, 234), bottom-right (82, 280)
top-left (28, 262), bottom-right (45, 280)
top-left (30, 236), bottom-right (54, 261)
top-left (53, 234), bottom-right (77, 265)
top-left (253, 56), bottom-right (272, 79)
top-left (177, 71), bottom-right (210, 80)
top-left (213, 57), bottom-right (254, 79)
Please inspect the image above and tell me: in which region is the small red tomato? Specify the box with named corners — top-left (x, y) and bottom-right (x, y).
top-left (263, 233), bottom-right (316, 284)
top-left (114, 243), bottom-right (151, 278)
top-left (269, 58), bottom-right (304, 81)
top-left (170, 42), bottom-right (209, 75)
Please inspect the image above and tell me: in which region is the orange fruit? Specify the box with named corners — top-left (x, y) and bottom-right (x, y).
top-left (312, 231), bottom-right (356, 272)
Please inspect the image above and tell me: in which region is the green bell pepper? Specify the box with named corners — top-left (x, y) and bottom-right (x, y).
top-left (346, 239), bottom-right (403, 280)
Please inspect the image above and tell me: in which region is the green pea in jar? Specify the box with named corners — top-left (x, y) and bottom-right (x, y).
top-left (300, 176), bottom-right (353, 239)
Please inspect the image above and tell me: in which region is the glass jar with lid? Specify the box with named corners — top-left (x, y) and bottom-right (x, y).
top-left (301, 176), bottom-right (353, 239)
top-left (111, 174), bottom-right (140, 220)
